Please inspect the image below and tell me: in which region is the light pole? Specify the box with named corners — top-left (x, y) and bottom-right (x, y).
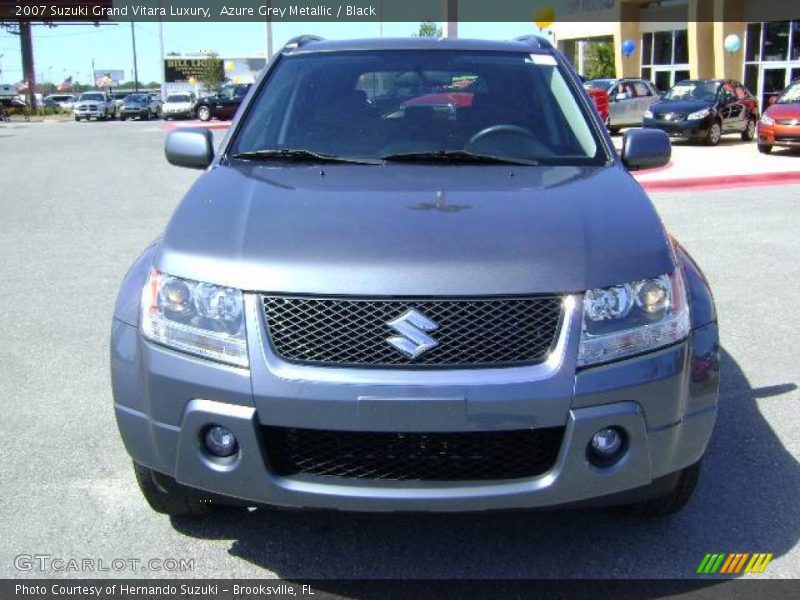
top-left (130, 22), bottom-right (140, 92)
top-left (0, 54), bottom-right (4, 82)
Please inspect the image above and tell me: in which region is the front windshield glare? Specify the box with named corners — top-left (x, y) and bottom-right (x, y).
top-left (232, 50), bottom-right (602, 165)
top-left (664, 81), bottom-right (720, 102)
top-left (81, 93), bottom-right (104, 101)
top-left (778, 82), bottom-right (800, 104)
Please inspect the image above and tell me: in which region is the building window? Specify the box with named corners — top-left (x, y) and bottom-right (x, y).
top-left (745, 23), bottom-right (761, 62)
top-left (640, 29), bottom-right (690, 92)
top-left (763, 21), bottom-right (790, 61)
top-left (744, 21), bottom-right (800, 109)
top-left (674, 30), bottom-right (689, 64)
top-left (653, 31), bottom-right (673, 65)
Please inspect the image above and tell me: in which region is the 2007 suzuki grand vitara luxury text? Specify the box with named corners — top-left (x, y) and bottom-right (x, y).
top-left (112, 36), bottom-right (719, 517)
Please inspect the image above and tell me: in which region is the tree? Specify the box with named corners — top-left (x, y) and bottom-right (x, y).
top-left (584, 41), bottom-right (616, 80)
top-left (197, 53), bottom-right (224, 93)
top-left (414, 20), bottom-right (442, 37)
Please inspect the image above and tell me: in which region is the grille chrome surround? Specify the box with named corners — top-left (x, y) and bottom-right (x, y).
top-left (261, 295), bottom-right (564, 368)
top-left (263, 426), bottom-right (565, 481)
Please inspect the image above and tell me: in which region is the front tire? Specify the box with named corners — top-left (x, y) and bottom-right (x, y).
top-left (629, 461), bottom-right (701, 517)
top-left (705, 120), bottom-right (722, 146)
top-left (197, 105), bottom-right (211, 122)
top-left (758, 143), bottom-right (773, 154)
top-left (741, 118), bottom-right (756, 142)
top-left (133, 462), bottom-right (215, 517)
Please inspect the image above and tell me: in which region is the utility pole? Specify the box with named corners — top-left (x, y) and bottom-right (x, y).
top-left (91, 58), bottom-right (95, 87)
top-left (0, 54), bottom-right (4, 82)
top-left (130, 22), bottom-right (139, 92)
top-left (19, 22), bottom-right (36, 107)
top-left (442, 0), bottom-right (458, 38)
top-left (158, 0), bottom-right (165, 98)
top-left (264, 0), bottom-right (273, 61)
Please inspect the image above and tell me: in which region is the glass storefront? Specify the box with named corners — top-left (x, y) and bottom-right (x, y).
top-left (744, 21), bottom-right (800, 108)
top-left (641, 29), bottom-right (690, 92)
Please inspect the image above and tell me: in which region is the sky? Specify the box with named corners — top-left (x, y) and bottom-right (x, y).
top-left (0, 21), bottom-right (548, 86)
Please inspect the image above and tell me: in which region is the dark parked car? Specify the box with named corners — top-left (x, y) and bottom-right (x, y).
top-left (119, 94), bottom-right (155, 120)
top-left (113, 35), bottom-right (719, 518)
top-left (643, 79), bottom-right (758, 145)
top-left (757, 78), bottom-right (800, 154)
top-left (194, 84), bottom-right (251, 121)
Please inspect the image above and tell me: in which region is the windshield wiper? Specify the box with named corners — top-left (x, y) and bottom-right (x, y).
top-left (381, 150), bottom-right (538, 166)
top-left (230, 149), bottom-right (381, 165)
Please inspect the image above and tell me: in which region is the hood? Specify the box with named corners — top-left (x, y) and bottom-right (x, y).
top-left (165, 101), bottom-right (192, 108)
top-left (156, 164), bottom-right (674, 296)
top-left (765, 102), bottom-right (800, 120)
top-left (77, 100), bottom-right (102, 106)
top-left (651, 98), bottom-right (713, 116)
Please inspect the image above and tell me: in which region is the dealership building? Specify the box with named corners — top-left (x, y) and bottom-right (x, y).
top-left (551, 0), bottom-right (799, 106)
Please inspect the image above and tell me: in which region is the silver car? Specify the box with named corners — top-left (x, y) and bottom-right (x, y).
top-left (587, 78), bottom-right (661, 134)
top-left (112, 36), bottom-right (719, 518)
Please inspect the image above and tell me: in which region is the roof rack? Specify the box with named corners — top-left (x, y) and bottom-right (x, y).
top-left (282, 35), bottom-right (325, 51)
top-left (513, 35), bottom-right (553, 50)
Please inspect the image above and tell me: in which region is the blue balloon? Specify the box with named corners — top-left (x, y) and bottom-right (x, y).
top-left (724, 34), bottom-right (742, 53)
top-left (621, 39), bottom-right (636, 57)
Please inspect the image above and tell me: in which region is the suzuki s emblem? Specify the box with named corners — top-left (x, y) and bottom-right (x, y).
top-left (386, 309), bottom-right (439, 359)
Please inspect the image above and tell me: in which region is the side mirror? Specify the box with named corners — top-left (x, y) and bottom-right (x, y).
top-left (769, 95), bottom-right (778, 105)
top-left (165, 128), bottom-right (214, 170)
top-left (613, 92), bottom-right (630, 102)
top-left (621, 128), bottom-right (671, 171)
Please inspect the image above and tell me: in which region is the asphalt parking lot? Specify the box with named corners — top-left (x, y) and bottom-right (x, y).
top-left (1, 118), bottom-right (798, 580)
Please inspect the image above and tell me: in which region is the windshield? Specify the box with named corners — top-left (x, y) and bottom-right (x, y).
top-left (167, 94), bottom-right (191, 103)
top-left (126, 94), bottom-right (148, 103)
top-left (777, 81), bottom-right (800, 104)
top-left (231, 50), bottom-right (603, 165)
top-left (80, 93), bottom-right (105, 101)
top-left (664, 81), bottom-right (720, 102)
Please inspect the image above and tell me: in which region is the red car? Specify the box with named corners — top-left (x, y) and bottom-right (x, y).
top-left (757, 78), bottom-right (800, 153)
top-left (584, 85), bottom-right (610, 127)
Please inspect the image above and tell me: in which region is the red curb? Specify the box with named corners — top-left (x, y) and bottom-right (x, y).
top-left (639, 170), bottom-right (800, 192)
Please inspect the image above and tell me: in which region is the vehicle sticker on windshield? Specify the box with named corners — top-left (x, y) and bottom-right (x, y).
top-left (530, 54), bottom-right (557, 66)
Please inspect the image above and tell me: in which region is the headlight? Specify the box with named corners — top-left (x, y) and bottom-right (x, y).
top-left (687, 108), bottom-right (710, 120)
top-left (760, 113), bottom-right (774, 126)
top-left (141, 270), bottom-right (248, 367)
top-left (644, 109), bottom-right (654, 119)
top-left (578, 270), bottom-right (690, 367)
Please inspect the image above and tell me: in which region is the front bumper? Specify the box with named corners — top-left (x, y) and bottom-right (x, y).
top-left (112, 291), bottom-right (719, 512)
top-left (120, 108), bottom-right (149, 118)
top-left (74, 106), bottom-right (106, 117)
top-left (643, 117), bottom-right (710, 140)
top-left (758, 123), bottom-right (800, 148)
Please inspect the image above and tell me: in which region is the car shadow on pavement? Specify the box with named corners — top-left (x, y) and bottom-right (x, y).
top-left (171, 348), bottom-right (798, 579)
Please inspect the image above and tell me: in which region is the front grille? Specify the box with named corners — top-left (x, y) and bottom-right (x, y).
top-left (263, 426), bottom-right (565, 481)
top-left (262, 295), bottom-right (563, 368)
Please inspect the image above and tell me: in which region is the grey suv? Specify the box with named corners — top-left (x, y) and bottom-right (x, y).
top-left (112, 36), bottom-right (719, 517)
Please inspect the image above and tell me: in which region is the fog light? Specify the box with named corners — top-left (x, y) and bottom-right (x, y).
top-left (204, 425), bottom-right (239, 458)
top-left (588, 427), bottom-right (626, 467)
top-left (591, 428), bottom-right (623, 457)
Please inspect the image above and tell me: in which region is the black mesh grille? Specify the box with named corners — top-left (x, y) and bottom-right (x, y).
top-left (263, 427), bottom-right (565, 481)
top-left (262, 295), bottom-right (563, 367)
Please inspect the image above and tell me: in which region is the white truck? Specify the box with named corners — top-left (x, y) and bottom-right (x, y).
top-left (73, 91), bottom-right (116, 121)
